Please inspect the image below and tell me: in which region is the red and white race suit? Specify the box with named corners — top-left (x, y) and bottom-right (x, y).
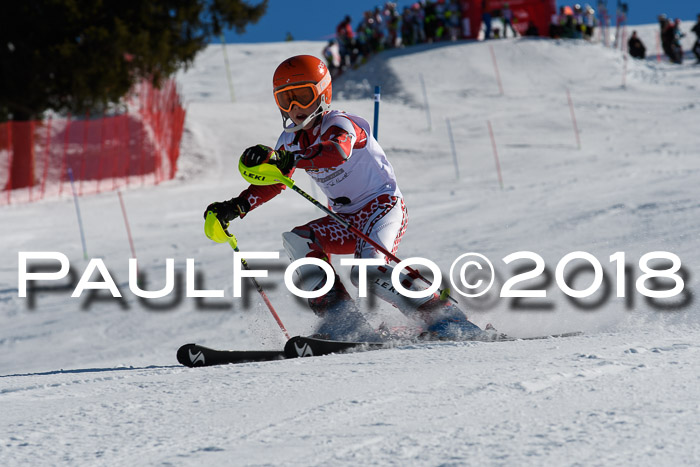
top-left (237, 110), bottom-right (407, 260)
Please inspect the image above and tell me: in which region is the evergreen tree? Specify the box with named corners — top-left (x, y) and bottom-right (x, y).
top-left (0, 0), bottom-right (267, 188)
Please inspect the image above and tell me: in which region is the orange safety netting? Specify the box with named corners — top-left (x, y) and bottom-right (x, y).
top-left (0, 79), bottom-right (186, 204)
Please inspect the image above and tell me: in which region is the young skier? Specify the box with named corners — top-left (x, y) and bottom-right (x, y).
top-left (204, 54), bottom-right (483, 341)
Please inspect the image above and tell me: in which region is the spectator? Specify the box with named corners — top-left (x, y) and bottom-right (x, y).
top-left (550, 6), bottom-right (567, 38)
top-left (323, 40), bottom-right (342, 77)
top-left (445, 0), bottom-right (463, 41)
top-left (401, 6), bottom-right (415, 46)
top-left (583, 5), bottom-right (597, 40)
top-left (482, 0), bottom-right (492, 40)
top-left (573, 4), bottom-right (584, 39)
top-left (424, 1), bottom-right (439, 42)
top-left (383, 2), bottom-right (400, 48)
top-left (692, 13), bottom-right (700, 64)
top-left (627, 30), bottom-right (645, 59)
top-left (561, 6), bottom-right (576, 39)
top-left (662, 18), bottom-right (684, 64)
top-left (501, 3), bottom-right (516, 38)
top-left (355, 11), bottom-right (375, 62)
top-left (658, 14), bottom-right (668, 34)
top-left (525, 21), bottom-right (539, 37)
top-left (336, 15), bottom-right (356, 68)
top-left (659, 15), bottom-right (672, 58)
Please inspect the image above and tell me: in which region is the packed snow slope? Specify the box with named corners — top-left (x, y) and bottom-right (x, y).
top-left (2, 26), bottom-right (700, 465)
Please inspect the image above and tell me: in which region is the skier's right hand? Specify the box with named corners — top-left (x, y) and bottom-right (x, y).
top-left (203, 197), bottom-right (251, 223)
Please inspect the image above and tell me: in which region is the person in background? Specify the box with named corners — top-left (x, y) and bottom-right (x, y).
top-left (383, 2), bottom-right (400, 48)
top-left (627, 30), bottom-right (646, 59)
top-left (692, 13), bottom-right (700, 64)
top-left (550, 6), bottom-right (564, 38)
top-left (662, 18), bottom-right (684, 64)
top-left (525, 20), bottom-right (539, 37)
top-left (336, 15), bottom-right (356, 69)
top-left (482, 0), bottom-right (492, 39)
top-left (659, 15), bottom-right (672, 59)
top-left (561, 6), bottom-right (576, 39)
top-left (501, 3), bottom-right (516, 38)
top-left (583, 5), bottom-right (597, 40)
top-left (445, 0), bottom-right (463, 41)
top-left (322, 39), bottom-right (342, 77)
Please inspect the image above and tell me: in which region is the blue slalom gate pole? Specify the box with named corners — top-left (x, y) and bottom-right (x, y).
top-left (373, 85), bottom-right (380, 140)
top-left (67, 168), bottom-right (88, 260)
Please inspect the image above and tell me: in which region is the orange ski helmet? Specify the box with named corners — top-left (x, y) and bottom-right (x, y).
top-left (273, 55), bottom-right (332, 132)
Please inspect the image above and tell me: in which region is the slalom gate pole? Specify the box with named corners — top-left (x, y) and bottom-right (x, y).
top-left (67, 167), bottom-right (89, 260)
top-left (566, 88), bottom-right (582, 150)
top-left (117, 190), bottom-right (137, 258)
top-left (239, 163), bottom-right (457, 303)
top-left (446, 118), bottom-right (460, 180)
top-left (489, 45), bottom-right (504, 96)
top-left (487, 120), bottom-right (504, 190)
top-left (373, 85), bottom-right (380, 140)
top-left (219, 34), bottom-right (235, 102)
top-left (420, 74), bottom-right (432, 131)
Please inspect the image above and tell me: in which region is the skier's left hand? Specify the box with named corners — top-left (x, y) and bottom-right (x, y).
top-left (241, 144), bottom-right (296, 175)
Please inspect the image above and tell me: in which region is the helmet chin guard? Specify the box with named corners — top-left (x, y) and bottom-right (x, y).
top-left (281, 95), bottom-right (330, 133)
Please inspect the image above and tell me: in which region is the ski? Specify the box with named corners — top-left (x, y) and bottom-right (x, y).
top-left (283, 335), bottom-right (390, 358)
top-left (176, 343), bottom-right (285, 367)
top-left (177, 332), bottom-right (584, 367)
top-left (283, 332), bottom-right (584, 358)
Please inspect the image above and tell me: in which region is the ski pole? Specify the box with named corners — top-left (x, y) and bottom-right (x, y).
top-left (240, 163), bottom-right (457, 303)
top-left (205, 212), bottom-right (290, 340)
top-left (227, 236), bottom-right (290, 340)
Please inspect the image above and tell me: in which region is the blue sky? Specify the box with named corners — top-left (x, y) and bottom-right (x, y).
top-left (219, 0), bottom-right (698, 44)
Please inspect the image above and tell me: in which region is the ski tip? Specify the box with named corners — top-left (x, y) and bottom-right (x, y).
top-left (283, 336), bottom-right (310, 359)
top-left (176, 343), bottom-right (200, 367)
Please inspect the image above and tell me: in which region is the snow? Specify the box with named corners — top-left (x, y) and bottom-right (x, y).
top-left (2, 25), bottom-right (700, 465)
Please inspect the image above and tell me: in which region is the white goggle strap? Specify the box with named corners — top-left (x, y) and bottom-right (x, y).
top-left (282, 94), bottom-right (330, 133)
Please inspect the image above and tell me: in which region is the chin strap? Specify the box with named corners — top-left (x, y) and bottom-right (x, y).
top-left (281, 96), bottom-right (331, 133)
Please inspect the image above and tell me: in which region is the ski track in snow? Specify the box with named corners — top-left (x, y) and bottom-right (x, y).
top-left (2, 332), bottom-right (700, 465)
top-left (2, 24), bottom-right (700, 465)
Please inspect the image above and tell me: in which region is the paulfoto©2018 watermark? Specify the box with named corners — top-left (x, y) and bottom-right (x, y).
top-left (16, 250), bottom-right (691, 311)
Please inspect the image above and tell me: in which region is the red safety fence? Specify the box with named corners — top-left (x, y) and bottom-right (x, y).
top-left (0, 79), bottom-right (186, 204)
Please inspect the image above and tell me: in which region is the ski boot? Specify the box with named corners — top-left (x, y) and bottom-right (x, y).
top-left (416, 294), bottom-right (488, 341)
top-left (309, 275), bottom-right (382, 342)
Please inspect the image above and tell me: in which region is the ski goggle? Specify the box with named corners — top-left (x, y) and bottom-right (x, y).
top-left (273, 73), bottom-right (331, 113)
top-left (274, 84), bottom-right (317, 112)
